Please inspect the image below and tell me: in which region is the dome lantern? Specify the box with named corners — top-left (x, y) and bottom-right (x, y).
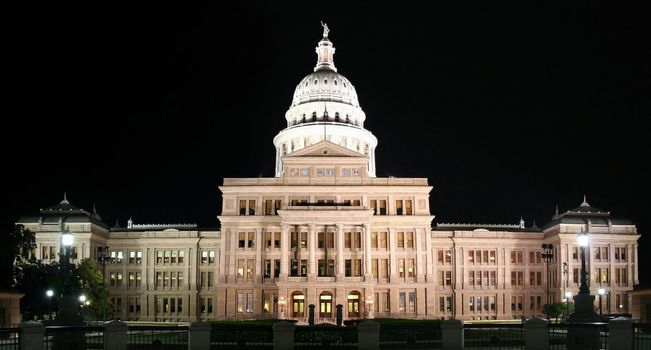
top-left (315, 21), bottom-right (336, 72)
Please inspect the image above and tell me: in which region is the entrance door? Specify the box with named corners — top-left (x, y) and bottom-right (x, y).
top-left (348, 293), bottom-right (360, 318)
top-left (319, 293), bottom-right (333, 318)
top-left (292, 294), bottom-right (305, 318)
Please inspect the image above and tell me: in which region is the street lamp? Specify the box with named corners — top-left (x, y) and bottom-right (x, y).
top-left (97, 246), bottom-right (110, 321)
top-left (278, 296), bottom-right (286, 319)
top-left (61, 230), bottom-right (74, 294)
top-left (79, 295), bottom-right (87, 303)
top-left (46, 289), bottom-right (54, 320)
top-left (576, 232), bottom-right (590, 295)
top-left (598, 288), bottom-right (605, 317)
top-left (541, 244), bottom-right (554, 307)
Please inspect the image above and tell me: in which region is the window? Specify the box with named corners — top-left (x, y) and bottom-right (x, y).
top-left (129, 251), bottom-right (142, 264)
top-left (201, 250), bottom-right (216, 264)
top-left (510, 251), bottom-right (524, 264)
top-left (407, 259), bottom-right (415, 278)
top-left (511, 271), bottom-right (524, 286)
top-left (237, 293), bottom-right (245, 313)
top-left (237, 259), bottom-right (245, 278)
top-left (439, 271), bottom-right (452, 286)
top-left (128, 272), bottom-right (141, 288)
top-left (398, 259), bottom-right (405, 278)
top-left (110, 251), bottom-right (123, 264)
top-left (239, 233), bottom-right (246, 248)
top-left (406, 232), bottom-right (414, 249)
top-left (265, 199), bottom-right (282, 215)
top-left (345, 232), bottom-right (351, 249)
top-left (397, 232), bottom-right (405, 248)
top-left (326, 231), bottom-right (334, 249)
top-left (201, 297), bottom-right (213, 314)
top-left (239, 199), bottom-right (256, 215)
top-left (369, 199), bottom-right (387, 215)
top-left (573, 268), bottom-right (579, 284)
top-left (371, 232), bottom-right (378, 248)
top-left (379, 232), bottom-right (388, 248)
top-left (128, 297), bottom-right (141, 314)
top-left (318, 259), bottom-right (335, 277)
top-left (438, 249), bottom-right (453, 264)
top-left (511, 296), bottom-right (523, 311)
top-left (615, 268), bottom-right (628, 286)
top-left (110, 272), bottom-right (123, 287)
top-left (439, 296), bottom-right (453, 312)
top-left (300, 232), bottom-right (307, 249)
top-left (594, 246), bottom-right (609, 262)
top-left (615, 247), bottom-right (627, 262)
top-left (594, 268), bottom-right (609, 284)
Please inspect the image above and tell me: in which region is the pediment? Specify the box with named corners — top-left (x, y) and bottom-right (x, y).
top-left (285, 140), bottom-right (366, 158)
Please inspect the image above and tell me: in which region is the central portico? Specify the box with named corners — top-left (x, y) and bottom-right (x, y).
top-left (217, 140), bottom-right (434, 321)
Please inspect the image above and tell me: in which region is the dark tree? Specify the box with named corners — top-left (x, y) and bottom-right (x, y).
top-left (0, 224), bottom-right (36, 288)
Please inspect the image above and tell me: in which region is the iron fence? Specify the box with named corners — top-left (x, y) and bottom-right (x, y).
top-left (463, 323), bottom-right (525, 349)
top-left (0, 328), bottom-right (19, 350)
top-left (127, 325), bottom-right (188, 350)
top-left (379, 322), bottom-right (442, 349)
top-left (634, 323), bottom-right (651, 350)
top-left (548, 322), bottom-right (568, 350)
top-left (210, 324), bottom-right (273, 349)
top-left (44, 326), bottom-right (104, 350)
top-left (294, 325), bottom-right (357, 349)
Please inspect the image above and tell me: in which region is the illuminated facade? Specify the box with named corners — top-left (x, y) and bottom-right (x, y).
top-left (18, 26), bottom-right (640, 322)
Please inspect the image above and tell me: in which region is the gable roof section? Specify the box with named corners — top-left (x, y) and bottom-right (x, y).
top-left (283, 140), bottom-right (367, 159)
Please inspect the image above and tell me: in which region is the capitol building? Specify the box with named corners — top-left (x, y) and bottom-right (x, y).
top-left (17, 26), bottom-right (640, 322)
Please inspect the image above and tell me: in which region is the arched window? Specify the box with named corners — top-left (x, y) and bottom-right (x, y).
top-left (302, 114), bottom-right (306, 123)
top-left (292, 292), bottom-right (305, 318)
top-left (319, 292), bottom-right (333, 318)
top-left (324, 79), bottom-right (328, 85)
top-left (305, 81), bottom-right (309, 87)
top-left (348, 292), bottom-right (361, 318)
top-left (312, 112), bottom-right (317, 121)
top-left (334, 80), bottom-right (338, 86)
top-left (314, 79), bottom-right (318, 85)
top-left (345, 115), bottom-right (350, 124)
top-left (335, 112), bottom-right (340, 122)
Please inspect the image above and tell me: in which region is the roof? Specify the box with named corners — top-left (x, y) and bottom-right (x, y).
top-left (541, 196), bottom-right (634, 230)
top-left (434, 223), bottom-right (542, 233)
top-left (16, 193), bottom-right (109, 229)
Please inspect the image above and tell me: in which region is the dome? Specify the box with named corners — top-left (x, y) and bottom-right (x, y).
top-left (291, 71), bottom-right (360, 108)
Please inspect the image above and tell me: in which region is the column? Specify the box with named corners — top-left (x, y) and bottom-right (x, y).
top-left (425, 228), bottom-right (433, 281)
top-left (255, 228), bottom-right (263, 283)
top-left (388, 228), bottom-right (397, 279)
top-left (336, 224), bottom-right (345, 279)
top-left (280, 224), bottom-right (289, 279)
top-left (633, 243), bottom-right (639, 285)
top-left (415, 228), bottom-right (425, 281)
top-left (363, 223), bottom-right (372, 279)
top-left (229, 229), bottom-right (237, 283)
top-left (308, 224), bottom-right (317, 281)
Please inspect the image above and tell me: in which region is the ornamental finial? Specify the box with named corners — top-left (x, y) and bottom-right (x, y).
top-left (321, 21), bottom-right (330, 38)
top-left (61, 192), bottom-right (69, 204)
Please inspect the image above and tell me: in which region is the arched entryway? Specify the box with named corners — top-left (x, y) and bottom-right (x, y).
top-left (291, 291), bottom-right (305, 318)
top-left (348, 291), bottom-right (361, 318)
top-left (319, 292), bottom-right (333, 318)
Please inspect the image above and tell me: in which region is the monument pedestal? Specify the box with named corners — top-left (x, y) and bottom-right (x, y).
top-left (567, 294), bottom-right (603, 350)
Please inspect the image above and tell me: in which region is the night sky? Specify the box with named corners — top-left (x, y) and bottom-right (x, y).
top-left (5, 3), bottom-right (650, 282)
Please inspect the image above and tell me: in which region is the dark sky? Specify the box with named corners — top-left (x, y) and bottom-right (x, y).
top-left (4, 3), bottom-right (650, 281)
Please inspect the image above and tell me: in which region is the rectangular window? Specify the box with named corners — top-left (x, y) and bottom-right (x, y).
top-left (345, 232), bottom-right (351, 249)
top-left (300, 232), bottom-right (307, 249)
top-left (469, 250), bottom-right (475, 263)
top-left (274, 260), bottom-right (280, 278)
top-left (399, 292), bottom-right (406, 312)
top-left (407, 259), bottom-right (415, 278)
top-left (265, 232), bottom-right (272, 249)
top-left (397, 232), bottom-right (405, 248)
top-left (247, 293), bottom-right (254, 313)
top-left (237, 259), bottom-right (245, 278)
top-left (237, 293), bottom-right (244, 313)
top-left (247, 259), bottom-right (254, 279)
top-left (274, 232), bottom-right (281, 249)
top-left (372, 259), bottom-right (378, 278)
top-left (405, 200), bottom-right (413, 215)
top-left (396, 200), bottom-right (403, 215)
top-left (264, 259), bottom-right (272, 278)
top-left (326, 232), bottom-right (335, 249)
top-left (318, 232), bottom-right (325, 249)
top-left (406, 232), bottom-right (414, 249)
top-left (239, 232), bottom-right (246, 248)
top-left (345, 259), bottom-right (352, 276)
top-left (248, 232), bottom-right (255, 249)
top-left (381, 259), bottom-right (389, 278)
top-left (399, 259), bottom-right (405, 278)
top-left (371, 232), bottom-right (378, 249)
top-left (380, 232), bottom-right (388, 248)
top-left (355, 232), bottom-right (361, 249)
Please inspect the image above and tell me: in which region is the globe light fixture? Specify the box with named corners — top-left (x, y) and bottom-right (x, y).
top-left (576, 232), bottom-right (590, 295)
top-left (46, 290), bottom-right (54, 298)
top-left (61, 230), bottom-right (74, 247)
top-left (79, 295), bottom-right (86, 303)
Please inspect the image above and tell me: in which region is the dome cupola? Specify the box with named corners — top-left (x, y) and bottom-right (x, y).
top-left (273, 23), bottom-right (378, 177)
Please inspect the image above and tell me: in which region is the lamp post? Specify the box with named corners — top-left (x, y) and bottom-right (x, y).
top-left (576, 232), bottom-right (590, 295)
top-left (46, 290), bottom-right (54, 320)
top-left (598, 288), bottom-right (605, 317)
top-left (278, 296), bottom-right (286, 320)
top-left (97, 246), bottom-right (110, 321)
top-left (61, 231), bottom-right (74, 294)
top-left (542, 244), bottom-right (554, 307)
top-left (564, 291), bottom-right (572, 319)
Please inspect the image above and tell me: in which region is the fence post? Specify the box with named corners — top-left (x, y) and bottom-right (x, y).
top-left (441, 318), bottom-right (464, 350)
top-left (103, 320), bottom-right (128, 350)
top-left (189, 321), bottom-right (211, 350)
top-left (357, 320), bottom-right (379, 350)
top-left (525, 317), bottom-right (549, 350)
top-left (608, 317), bottom-right (633, 350)
top-left (20, 321), bottom-right (44, 350)
top-left (273, 321), bottom-right (295, 350)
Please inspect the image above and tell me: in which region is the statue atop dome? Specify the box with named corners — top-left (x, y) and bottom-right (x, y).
top-left (321, 21), bottom-right (330, 38)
